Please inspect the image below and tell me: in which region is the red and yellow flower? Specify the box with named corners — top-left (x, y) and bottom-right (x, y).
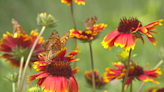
top-left (61, 0), bottom-right (85, 6)
top-left (0, 30), bottom-right (44, 69)
top-left (84, 69), bottom-right (109, 89)
top-left (104, 62), bottom-right (161, 88)
top-left (101, 17), bottom-right (163, 51)
top-left (70, 23), bottom-right (107, 42)
top-left (28, 47), bottom-right (80, 92)
top-left (147, 87), bottom-right (164, 92)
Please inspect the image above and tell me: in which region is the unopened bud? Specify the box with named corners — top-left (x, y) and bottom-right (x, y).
top-left (5, 72), bottom-right (18, 83)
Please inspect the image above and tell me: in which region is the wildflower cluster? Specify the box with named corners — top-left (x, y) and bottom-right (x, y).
top-left (101, 17), bottom-right (163, 92)
top-left (0, 1), bottom-right (163, 92)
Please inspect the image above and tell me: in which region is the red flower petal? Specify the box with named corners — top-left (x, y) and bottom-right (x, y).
top-left (36, 72), bottom-right (50, 79)
top-left (37, 77), bottom-right (46, 86)
top-left (125, 76), bottom-right (133, 86)
top-left (56, 48), bottom-right (67, 61)
top-left (27, 73), bottom-right (45, 82)
top-left (68, 46), bottom-right (80, 56)
top-left (144, 19), bottom-right (163, 31)
top-left (74, 0), bottom-right (85, 5)
top-left (144, 68), bottom-right (161, 78)
top-left (103, 29), bottom-right (120, 42)
top-left (112, 62), bottom-right (124, 70)
top-left (114, 33), bottom-right (128, 48)
top-left (138, 75), bottom-right (159, 84)
top-left (72, 67), bottom-right (79, 74)
top-left (146, 33), bottom-right (158, 45)
top-left (125, 76), bottom-right (134, 90)
top-left (138, 27), bottom-right (152, 37)
top-left (42, 76), bottom-right (68, 92)
top-left (124, 33), bottom-right (135, 51)
top-left (69, 76), bottom-right (78, 92)
top-left (91, 23), bottom-right (107, 32)
top-left (61, 0), bottom-right (72, 6)
top-left (33, 61), bottom-right (48, 72)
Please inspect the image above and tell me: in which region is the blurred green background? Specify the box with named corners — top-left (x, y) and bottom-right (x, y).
top-left (0, 0), bottom-right (164, 92)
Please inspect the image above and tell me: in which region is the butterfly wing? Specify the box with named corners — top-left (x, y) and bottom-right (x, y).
top-left (12, 18), bottom-right (26, 35)
top-left (42, 40), bottom-right (50, 52)
top-left (60, 31), bottom-right (70, 48)
top-left (83, 16), bottom-right (97, 29)
top-left (45, 50), bottom-right (54, 62)
top-left (49, 30), bottom-right (61, 55)
top-left (42, 30), bottom-right (61, 62)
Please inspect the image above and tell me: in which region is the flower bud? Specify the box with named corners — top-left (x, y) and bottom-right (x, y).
top-left (37, 13), bottom-right (57, 28)
top-left (27, 86), bottom-right (43, 92)
top-left (5, 72), bottom-right (18, 83)
top-left (118, 51), bottom-right (129, 62)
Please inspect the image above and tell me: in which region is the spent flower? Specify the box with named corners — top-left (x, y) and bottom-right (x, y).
top-left (84, 69), bottom-right (109, 89)
top-left (5, 72), bottom-right (18, 83)
top-left (37, 13), bottom-right (57, 28)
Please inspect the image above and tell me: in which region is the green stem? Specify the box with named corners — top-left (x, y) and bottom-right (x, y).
top-left (18, 26), bottom-right (46, 92)
top-left (89, 42), bottom-right (96, 92)
top-left (121, 49), bottom-right (132, 92)
top-left (137, 60), bottom-right (163, 92)
top-left (122, 78), bottom-right (125, 91)
top-left (17, 56), bottom-right (24, 91)
top-left (130, 81), bottom-right (132, 92)
top-left (12, 82), bottom-right (15, 92)
top-left (70, 1), bottom-right (78, 68)
top-left (70, 2), bottom-right (77, 30)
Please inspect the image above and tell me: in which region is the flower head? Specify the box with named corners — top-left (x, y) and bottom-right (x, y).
top-left (102, 17), bottom-right (163, 51)
top-left (147, 87), bottom-right (164, 92)
top-left (104, 62), bottom-right (161, 89)
top-left (84, 70), bottom-right (109, 89)
top-left (28, 47), bottom-right (80, 92)
top-left (70, 23), bottom-right (107, 42)
top-left (0, 30), bottom-right (44, 69)
top-left (37, 13), bottom-right (57, 28)
top-left (61, 0), bottom-right (85, 6)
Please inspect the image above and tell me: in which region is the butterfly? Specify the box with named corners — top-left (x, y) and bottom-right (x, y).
top-left (11, 18), bottom-right (26, 35)
top-left (82, 16), bottom-right (97, 29)
top-left (42, 30), bottom-right (70, 62)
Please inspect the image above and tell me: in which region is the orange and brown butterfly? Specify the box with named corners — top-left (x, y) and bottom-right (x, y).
top-left (42, 30), bottom-right (70, 62)
top-left (82, 16), bottom-right (97, 29)
top-left (11, 18), bottom-right (26, 35)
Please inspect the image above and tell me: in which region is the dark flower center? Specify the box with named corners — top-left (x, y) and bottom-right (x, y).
top-left (129, 65), bottom-right (144, 76)
top-left (46, 61), bottom-right (72, 79)
top-left (157, 88), bottom-right (164, 92)
top-left (82, 29), bottom-right (93, 37)
top-left (118, 17), bottom-right (142, 33)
